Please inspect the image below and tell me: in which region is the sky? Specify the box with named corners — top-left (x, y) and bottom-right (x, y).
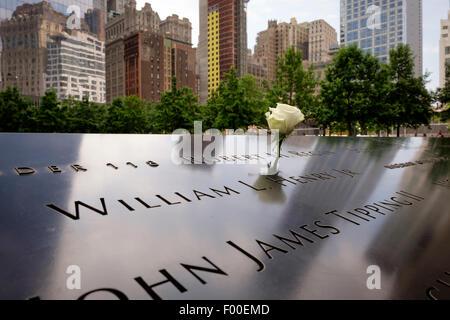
top-left (137, 0), bottom-right (449, 91)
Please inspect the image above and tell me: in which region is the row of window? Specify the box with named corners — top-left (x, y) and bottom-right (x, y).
top-left (346, 0), bottom-right (401, 8)
top-left (4, 34), bottom-right (37, 49)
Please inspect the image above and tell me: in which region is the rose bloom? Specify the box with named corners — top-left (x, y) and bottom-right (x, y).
top-left (265, 103), bottom-right (305, 135)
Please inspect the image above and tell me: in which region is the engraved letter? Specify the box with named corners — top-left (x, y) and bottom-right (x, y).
top-left (135, 270), bottom-right (187, 300)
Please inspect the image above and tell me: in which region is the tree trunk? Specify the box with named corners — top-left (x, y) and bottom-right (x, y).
top-left (396, 125), bottom-right (400, 137)
top-left (347, 122), bottom-right (353, 137)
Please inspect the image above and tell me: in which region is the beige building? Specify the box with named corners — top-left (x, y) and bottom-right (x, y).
top-left (308, 19), bottom-right (338, 64)
top-left (105, 0), bottom-right (161, 103)
top-left (160, 14), bottom-right (192, 45)
top-left (251, 18), bottom-right (309, 84)
top-left (440, 10), bottom-right (450, 88)
top-left (0, 1), bottom-right (95, 104)
top-left (247, 49), bottom-right (268, 88)
top-left (248, 17), bottom-right (337, 85)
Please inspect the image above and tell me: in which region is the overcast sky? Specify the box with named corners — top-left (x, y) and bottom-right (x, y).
top-left (137, 0), bottom-right (449, 91)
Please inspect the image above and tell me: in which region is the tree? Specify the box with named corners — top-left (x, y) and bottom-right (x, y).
top-left (0, 86), bottom-right (33, 132)
top-left (203, 68), bottom-right (266, 130)
top-left (34, 89), bottom-right (67, 132)
top-left (436, 63), bottom-right (450, 123)
top-left (64, 96), bottom-right (108, 133)
top-left (437, 63), bottom-right (450, 105)
top-left (152, 77), bottom-right (200, 133)
top-left (265, 46), bottom-right (319, 117)
top-left (104, 95), bottom-right (151, 133)
top-left (320, 45), bottom-right (384, 136)
top-left (385, 44), bottom-right (432, 136)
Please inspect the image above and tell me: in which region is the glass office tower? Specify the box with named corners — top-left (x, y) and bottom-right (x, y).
top-left (340, 0), bottom-right (422, 76)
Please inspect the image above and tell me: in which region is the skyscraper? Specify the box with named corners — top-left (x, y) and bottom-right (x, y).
top-left (439, 10), bottom-right (450, 88)
top-left (249, 17), bottom-right (337, 85)
top-left (105, 1), bottom-right (160, 103)
top-left (0, 1), bottom-right (106, 37)
top-left (0, 1), bottom-right (106, 103)
top-left (340, 0), bottom-right (423, 77)
top-left (0, 0), bottom-right (106, 90)
top-left (308, 19), bottom-right (338, 64)
top-left (198, 0), bottom-right (249, 103)
top-left (105, 1), bottom-right (196, 104)
top-left (252, 18), bottom-right (310, 84)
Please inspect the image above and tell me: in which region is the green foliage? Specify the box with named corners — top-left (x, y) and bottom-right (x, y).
top-left (265, 46), bottom-right (319, 118)
top-left (103, 95), bottom-right (152, 133)
top-left (33, 90), bottom-right (67, 132)
top-left (319, 45), bottom-right (385, 136)
top-left (152, 77), bottom-right (200, 133)
top-left (436, 63), bottom-right (450, 123)
top-left (318, 44), bottom-right (432, 136)
top-left (437, 63), bottom-right (450, 105)
top-left (0, 88), bottom-right (155, 133)
top-left (0, 86), bottom-right (35, 132)
top-left (63, 96), bottom-right (108, 133)
top-left (203, 68), bottom-right (268, 130)
top-left (385, 44), bottom-right (432, 136)
top-left (438, 106), bottom-right (450, 122)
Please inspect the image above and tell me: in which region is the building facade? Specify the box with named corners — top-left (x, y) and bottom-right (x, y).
top-left (105, 0), bottom-right (160, 103)
top-left (439, 10), bottom-right (450, 88)
top-left (107, 1), bottom-right (195, 104)
top-left (160, 14), bottom-right (192, 45)
top-left (0, 0), bottom-right (106, 45)
top-left (0, 1), bottom-right (105, 101)
top-left (308, 19), bottom-right (338, 64)
top-left (246, 49), bottom-right (268, 88)
top-left (46, 29), bottom-right (105, 102)
top-left (340, 0), bottom-right (423, 76)
top-left (107, 0), bottom-right (129, 19)
top-left (197, 0), bottom-right (249, 102)
top-left (164, 38), bottom-right (197, 93)
top-left (123, 31), bottom-right (196, 103)
top-left (249, 17), bottom-right (337, 85)
top-left (124, 31), bottom-right (164, 102)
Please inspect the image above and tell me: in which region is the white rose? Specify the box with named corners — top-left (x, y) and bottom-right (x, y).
top-left (265, 103), bottom-right (304, 135)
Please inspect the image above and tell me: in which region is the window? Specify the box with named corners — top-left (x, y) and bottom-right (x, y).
top-left (347, 21), bottom-right (358, 31)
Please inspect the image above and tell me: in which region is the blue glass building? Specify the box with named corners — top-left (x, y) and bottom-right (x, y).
top-left (340, 0), bottom-right (422, 76)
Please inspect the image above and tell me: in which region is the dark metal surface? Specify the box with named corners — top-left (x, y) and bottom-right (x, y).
top-left (0, 133), bottom-right (449, 300)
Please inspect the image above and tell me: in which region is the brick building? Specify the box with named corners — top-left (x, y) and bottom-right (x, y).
top-left (124, 31), bottom-right (196, 103)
